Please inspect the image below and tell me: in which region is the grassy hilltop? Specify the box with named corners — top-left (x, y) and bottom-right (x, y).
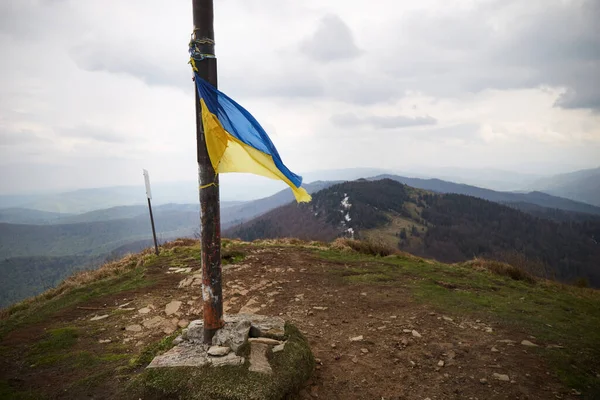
top-left (0, 238), bottom-right (599, 399)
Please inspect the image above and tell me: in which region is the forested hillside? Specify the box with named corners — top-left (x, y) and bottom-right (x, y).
top-left (226, 179), bottom-right (600, 287)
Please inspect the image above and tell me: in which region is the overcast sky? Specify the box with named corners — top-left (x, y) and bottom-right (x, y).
top-left (1, 0), bottom-right (599, 194)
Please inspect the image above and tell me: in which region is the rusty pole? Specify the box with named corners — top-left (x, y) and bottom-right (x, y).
top-left (192, 0), bottom-right (224, 343)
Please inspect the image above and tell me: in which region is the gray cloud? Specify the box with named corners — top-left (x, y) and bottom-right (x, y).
top-left (69, 41), bottom-right (190, 91)
top-left (0, 129), bottom-right (45, 146)
top-left (331, 113), bottom-right (437, 129)
top-left (59, 125), bottom-right (131, 144)
top-left (381, 0), bottom-right (600, 110)
top-left (300, 14), bottom-right (361, 63)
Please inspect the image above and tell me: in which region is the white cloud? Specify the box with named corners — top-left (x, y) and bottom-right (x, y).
top-left (0, 0), bottom-right (598, 196)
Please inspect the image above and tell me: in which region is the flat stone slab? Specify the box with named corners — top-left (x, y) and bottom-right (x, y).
top-left (165, 300), bottom-right (182, 316)
top-left (147, 342), bottom-right (244, 368)
top-left (212, 318), bottom-right (251, 352)
top-left (185, 313), bottom-right (286, 342)
top-left (248, 342), bottom-right (272, 374)
top-left (149, 313), bottom-right (287, 371)
top-left (248, 337), bottom-right (282, 346)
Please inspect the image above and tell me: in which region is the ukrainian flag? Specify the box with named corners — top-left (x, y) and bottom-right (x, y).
top-left (194, 73), bottom-right (311, 203)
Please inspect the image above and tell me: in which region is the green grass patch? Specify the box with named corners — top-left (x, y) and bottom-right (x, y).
top-left (222, 248), bottom-right (246, 265)
top-left (0, 379), bottom-right (45, 400)
top-left (31, 326), bottom-right (78, 353)
top-left (315, 247), bottom-right (600, 397)
top-left (127, 323), bottom-right (314, 400)
top-left (129, 330), bottom-right (181, 369)
top-left (156, 244), bottom-right (245, 267)
top-left (0, 266), bottom-right (152, 340)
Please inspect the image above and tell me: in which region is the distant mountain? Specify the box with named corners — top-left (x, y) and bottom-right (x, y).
top-left (0, 183), bottom-right (242, 214)
top-left (532, 167), bottom-right (600, 207)
top-left (0, 255), bottom-right (94, 309)
top-left (372, 174), bottom-right (600, 215)
top-left (0, 208), bottom-right (73, 224)
top-left (0, 209), bottom-right (200, 259)
top-left (226, 179), bottom-right (600, 287)
top-left (0, 168), bottom-right (394, 214)
top-left (0, 237), bottom-right (162, 309)
top-left (399, 166), bottom-right (542, 191)
top-left (219, 181), bottom-right (339, 229)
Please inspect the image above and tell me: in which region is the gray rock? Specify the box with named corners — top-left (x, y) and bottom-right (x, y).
top-left (493, 373), bottom-right (510, 381)
top-left (185, 314), bottom-right (286, 344)
top-left (147, 342), bottom-right (244, 368)
top-left (207, 346), bottom-right (231, 357)
top-left (125, 324), bottom-right (142, 332)
top-left (242, 314), bottom-right (286, 339)
top-left (248, 337), bottom-right (282, 346)
top-left (521, 340), bottom-right (538, 347)
top-left (212, 319), bottom-right (251, 352)
top-left (90, 314), bottom-right (109, 321)
top-left (349, 335), bottom-right (364, 342)
top-left (172, 336), bottom-right (184, 345)
top-left (178, 319), bottom-right (189, 328)
top-left (248, 343), bottom-right (272, 374)
top-left (480, 378), bottom-right (488, 384)
top-left (165, 300), bottom-right (182, 316)
top-left (143, 316), bottom-right (165, 329)
top-left (412, 330), bottom-right (422, 338)
top-left (183, 320), bottom-right (204, 341)
top-left (272, 343), bottom-right (285, 353)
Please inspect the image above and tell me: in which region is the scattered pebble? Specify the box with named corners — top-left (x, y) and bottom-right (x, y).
top-left (412, 330), bottom-right (422, 338)
top-left (90, 314), bottom-right (109, 321)
top-left (125, 324), bottom-right (142, 332)
top-left (207, 346), bottom-right (231, 357)
top-left (493, 373), bottom-right (510, 381)
top-left (350, 335), bottom-right (364, 342)
top-left (360, 348), bottom-right (369, 354)
top-left (438, 360), bottom-right (444, 367)
top-left (521, 340), bottom-right (538, 347)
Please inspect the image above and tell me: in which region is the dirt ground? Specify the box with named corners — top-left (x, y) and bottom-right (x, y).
top-left (0, 243), bottom-right (582, 400)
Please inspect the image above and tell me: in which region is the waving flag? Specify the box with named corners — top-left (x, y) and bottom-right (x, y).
top-left (194, 73), bottom-right (311, 203)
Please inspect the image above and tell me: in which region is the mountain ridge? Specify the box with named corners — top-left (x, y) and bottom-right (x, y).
top-left (226, 179), bottom-right (600, 287)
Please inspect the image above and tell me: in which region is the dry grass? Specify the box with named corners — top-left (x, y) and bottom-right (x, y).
top-left (464, 258), bottom-right (537, 284)
top-left (161, 238), bottom-right (199, 249)
top-left (334, 238), bottom-right (399, 257)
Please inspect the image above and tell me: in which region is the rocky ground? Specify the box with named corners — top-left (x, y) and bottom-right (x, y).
top-left (0, 239), bottom-right (598, 399)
